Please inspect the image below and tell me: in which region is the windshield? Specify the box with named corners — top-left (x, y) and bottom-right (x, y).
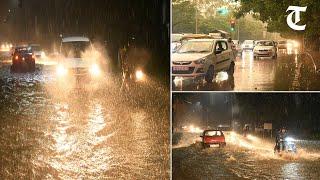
top-left (176, 41), bottom-right (212, 53)
top-left (256, 41), bottom-right (274, 46)
top-left (61, 41), bottom-right (91, 58)
top-left (15, 47), bottom-right (32, 54)
top-left (172, 34), bottom-right (183, 42)
top-left (243, 40), bottom-right (254, 44)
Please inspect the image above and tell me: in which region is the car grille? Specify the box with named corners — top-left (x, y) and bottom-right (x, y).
top-left (172, 61), bottom-right (192, 65)
top-left (172, 67), bottom-right (195, 74)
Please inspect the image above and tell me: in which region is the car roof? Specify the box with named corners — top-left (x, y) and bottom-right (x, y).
top-left (256, 40), bottom-right (273, 42)
top-left (29, 44), bottom-right (40, 46)
top-left (204, 129), bottom-right (223, 132)
top-left (180, 34), bottom-right (214, 41)
top-left (188, 39), bottom-right (216, 42)
top-left (62, 36), bottom-right (90, 42)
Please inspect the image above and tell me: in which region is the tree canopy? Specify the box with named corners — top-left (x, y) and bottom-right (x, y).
top-left (235, 0), bottom-right (320, 48)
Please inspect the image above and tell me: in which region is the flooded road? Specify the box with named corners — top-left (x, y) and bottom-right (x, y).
top-left (172, 51), bottom-right (320, 91)
top-left (173, 132), bottom-right (320, 179)
top-left (0, 63), bottom-right (169, 179)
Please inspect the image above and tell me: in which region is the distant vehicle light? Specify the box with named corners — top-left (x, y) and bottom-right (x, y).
top-left (89, 64), bottom-right (101, 77)
top-left (56, 65), bottom-right (68, 76)
top-left (135, 70), bottom-right (144, 80)
top-left (41, 51), bottom-right (46, 58)
top-left (15, 55), bottom-right (19, 60)
top-left (285, 137), bottom-right (295, 142)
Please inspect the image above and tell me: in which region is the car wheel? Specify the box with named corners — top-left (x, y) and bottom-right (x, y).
top-left (29, 62), bottom-right (36, 72)
top-left (202, 143), bottom-right (207, 149)
top-left (205, 65), bottom-right (214, 83)
top-left (228, 62), bottom-right (235, 76)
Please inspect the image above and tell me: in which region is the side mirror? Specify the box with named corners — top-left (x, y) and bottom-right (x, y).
top-left (215, 49), bottom-right (222, 54)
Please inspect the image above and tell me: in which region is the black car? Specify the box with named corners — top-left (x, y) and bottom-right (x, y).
top-left (11, 46), bottom-right (36, 72)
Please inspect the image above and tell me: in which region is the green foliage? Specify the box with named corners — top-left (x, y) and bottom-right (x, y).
top-left (172, 0), bottom-right (273, 41)
top-left (235, 0), bottom-right (320, 41)
top-left (172, 0), bottom-right (197, 33)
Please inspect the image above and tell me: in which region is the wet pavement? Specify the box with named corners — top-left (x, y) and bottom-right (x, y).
top-left (173, 132), bottom-right (320, 180)
top-left (0, 62), bottom-right (169, 179)
top-left (172, 50), bottom-right (320, 91)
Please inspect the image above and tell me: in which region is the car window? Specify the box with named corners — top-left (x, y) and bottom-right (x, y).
top-left (215, 41), bottom-right (228, 52)
top-left (61, 41), bottom-right (91, 58)
top-left (243, 40), bottom-right (254, 44)
top-left (256, 41), bottom-right (273, 46)
top-left (221, 41), bottom-right (228, 50)
top-left (205, 131), bottom-right (222, 136)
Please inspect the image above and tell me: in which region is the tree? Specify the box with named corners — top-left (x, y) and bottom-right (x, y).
top-left (235, 0), bottom-right (320, 50)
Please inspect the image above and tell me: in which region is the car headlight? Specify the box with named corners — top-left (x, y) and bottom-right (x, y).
top-left (194, 58), bottom-right (205, 64)
top-left (285, 137), bottom-right (295, 142)
top-left (56, 65), bottom-right (67, 76)
top-left (89, 64), bottom-right (101, 76)
top-left (41, 51), bottom-right (46, 58)
top-left (135, 70), bottom-right (144, 80)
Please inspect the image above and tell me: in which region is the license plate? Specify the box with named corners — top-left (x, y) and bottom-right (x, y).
top-left (210, 144), bottom-right (219, 148)
top-left (173, 66), bottom-right (189, 71)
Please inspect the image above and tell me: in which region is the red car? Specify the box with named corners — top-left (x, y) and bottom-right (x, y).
top-left (11, 46), bottom-right (36, 72)
top-left (200, 129), bottom-right (226, 148)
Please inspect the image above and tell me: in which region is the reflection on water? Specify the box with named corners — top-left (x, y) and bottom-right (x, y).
top-left (282, 163), bottom-right (300, 179)
top-left (173, 132), bottom-right (320, 179)
top-left (0, 65), bottom-right (169, 179)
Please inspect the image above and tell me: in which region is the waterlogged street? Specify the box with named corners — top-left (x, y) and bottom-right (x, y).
top-left (0, 63), bottom-right (169, 179)
top-left (173, 51), bottom-right (320, 91)
top-left (173, 132), bottom-right (320, 179)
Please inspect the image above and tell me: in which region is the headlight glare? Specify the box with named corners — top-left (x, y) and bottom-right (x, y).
top-left (56, 65), bottom-right (67, 76)
top-left (90, 64), bottom-right (101, 76)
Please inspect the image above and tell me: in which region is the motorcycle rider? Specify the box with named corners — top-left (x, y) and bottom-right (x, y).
top-left (243, 125), bottom-right (249, 137)
top-left (274, 127), bottom-right (288, 153)
top-left (120, 36), bottom-right (137, 91)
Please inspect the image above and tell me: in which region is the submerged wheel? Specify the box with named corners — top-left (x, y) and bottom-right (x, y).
top-left (205, 65), bottom-right (214, 83)
top-left (228, 62), bottom-right (235, 76)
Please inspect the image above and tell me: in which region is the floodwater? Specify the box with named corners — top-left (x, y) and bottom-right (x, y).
top-left (172, 50), bottom-right (320, 91)
top-left (0, 63), bottom-right (169, 179)
top-left (173, 132), bottom-right (320, 179)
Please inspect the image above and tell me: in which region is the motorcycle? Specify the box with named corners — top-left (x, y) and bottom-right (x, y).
top-left (120, 65), bottom-right (145, 92)
top-left (275, 137), bottom-right (297, 154)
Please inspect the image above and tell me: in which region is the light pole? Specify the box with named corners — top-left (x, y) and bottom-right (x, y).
top-left (195, 0), bottom-right (198, 34)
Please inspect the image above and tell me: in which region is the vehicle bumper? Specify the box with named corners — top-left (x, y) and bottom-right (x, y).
top-left (254, 51), bottom-right (274, 57)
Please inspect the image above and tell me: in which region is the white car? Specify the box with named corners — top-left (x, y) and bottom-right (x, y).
top-left (56, 36), bottom-right (102, 78)
top-left (172, 39), bottom-right (235, 83)
top-left (172, 34), bottom-right (184, 52)
top-left (29, 44), bottom-right (45, 59)
top-left (241, 40), bottom-right (255, 51)
top-left (253, 40), bottom-right (277, 59)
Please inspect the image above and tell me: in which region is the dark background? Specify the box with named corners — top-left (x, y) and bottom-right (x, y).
top-left (173, 93), bottom-right (320, 139)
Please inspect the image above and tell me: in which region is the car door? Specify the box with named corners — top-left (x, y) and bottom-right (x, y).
top-left (221, 41), bottom-right (233, 70)
top-left (215, 41), bottom-right (230, 71)
top-left (214, 41), bottom-right (224, 71)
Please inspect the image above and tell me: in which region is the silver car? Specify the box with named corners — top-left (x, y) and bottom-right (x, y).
top-left (172, 39), bottom-right (235, 83)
